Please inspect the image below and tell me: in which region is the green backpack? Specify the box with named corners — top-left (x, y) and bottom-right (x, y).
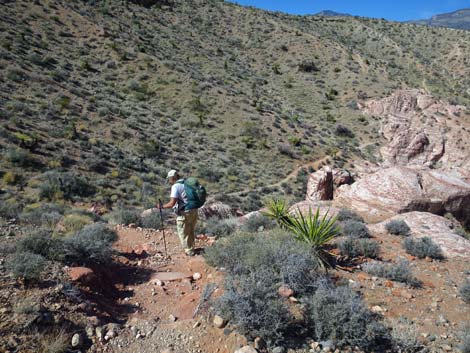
top-left (176, 177), bottom-right (207, 210)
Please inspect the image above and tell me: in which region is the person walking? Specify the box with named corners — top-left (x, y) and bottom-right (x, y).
top-left (160, 170), bottom-right (199, 256)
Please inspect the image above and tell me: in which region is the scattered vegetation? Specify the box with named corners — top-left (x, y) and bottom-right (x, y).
top-left (338, 238), bottom-right (380, 258)
top-left (402, 237), bottom-right (444, 259)
top-left (202, 217), bottom-right (238, 238)
top-left (363, 260), bottom-right (420, 287)
top-left (303, 279), bottom-right (389, 350)
top-left (341, 220), bottom-right (371, 238)
top-left (460, 279), bottom-right (470, 304)
top-left (6, 252), bottom-right (47, 282)
top-left (385, 220), bottom-right (411, 236)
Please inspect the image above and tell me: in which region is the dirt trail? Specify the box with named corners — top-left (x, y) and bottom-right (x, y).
top-left (225, 154), bottom-right (332, 198)
top-left (96, 226), bottom-right (246, 353)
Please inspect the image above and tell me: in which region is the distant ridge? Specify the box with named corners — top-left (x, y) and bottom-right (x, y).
top-left (314, 10), bottom-right (352, 17)
top-left (408, 8), bottom-right (470, 31)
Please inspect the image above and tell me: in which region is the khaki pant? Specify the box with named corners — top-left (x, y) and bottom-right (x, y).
top-left (176, 209), bottom-right (198, 254)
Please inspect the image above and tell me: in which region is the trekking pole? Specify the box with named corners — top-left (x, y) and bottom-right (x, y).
top-left (158, 199), bottom-right (168, 258)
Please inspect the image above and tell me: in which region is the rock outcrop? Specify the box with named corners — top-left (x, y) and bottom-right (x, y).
top-left (334, 166), bottom-right (470, 226)
top-left (306, 167), bottom-right (354, 202)
top-left (198, 202), bottom-right (240, 220)
top-left (359, 89), bottom-right (470, 182)
top-left (370, 212), bottom-right (470, 258)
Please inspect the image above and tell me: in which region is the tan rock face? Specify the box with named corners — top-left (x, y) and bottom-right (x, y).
top-left (359, 89), bottom-right (470, 182)
top-left (370, 212), bottom-right (470, 258)
top-left (334, 166), bottom-right (470, 227)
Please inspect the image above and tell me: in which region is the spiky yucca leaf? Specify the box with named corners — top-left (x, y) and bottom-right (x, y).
top-left (286, 207), bottom-right (339, 269)
top-left (263, 198), bottom-right (292, 229)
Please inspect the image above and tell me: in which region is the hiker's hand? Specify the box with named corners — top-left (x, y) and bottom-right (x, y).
top-left (141, 209), bottom-right (153, 218)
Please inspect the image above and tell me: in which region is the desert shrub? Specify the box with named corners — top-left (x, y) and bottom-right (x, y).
top-left (298, 60), bottom-right (320, 73)
top-left (304, 279), bottom-right (389, 351)
top-left (6, 148), bottom-right (37, 167)
top-left (342, 220), bottom-right (370, 238)
top-left (16, 230), bottom-right (65, 261)
top-left (240, 213), bottom-right (275, 233)
top-left (390, 318), bottom-right (422, 352)
top-left (205, 230), bottom-right (319, 294)
top-left (336, 208), bottom-right (364, 223)
top-left (335, 124), bottom-right (354, 138)
top-left (141, 211), bottom-right (161, 229)
top-left (215, 269), bottom-right (292, 345)
top-left (460, 323), bottom-right (470, 353)
top-left (62, 213), bottom-right (94, 233)
top-left (338, 238), bottom-right (380, 258)
top-left (107, 208), bottom-right (141, 225)
top-left (63, 223), bottom-right (117, 265)
top-left (385, 220), bottom-right (411, 236)
top-left (203, 217), bottom-right (237, 238)
top-left (20, 203), bottom-right (64, 226)
top-left (0, 200), bottom-right (22, 220)
top-left (39, 171), bottom-right (94, 200)
top-left (460, 280), bottom-right (470, 304)
top-left (402, 237), bottom-right (443, 259)
top-left (363, 260), bottom-right (420, 287)
top-left (263, 198), bottom-right (292, 229)
top-left (6, 252), bottom-right (47, 281)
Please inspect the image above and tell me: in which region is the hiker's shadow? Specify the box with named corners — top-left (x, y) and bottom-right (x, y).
top-left (79, 261), bottom-right (155, 323)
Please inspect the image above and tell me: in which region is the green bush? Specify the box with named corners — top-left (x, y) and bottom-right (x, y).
top-left (63, 223), bottom-right (117, 265)
top-left (402, 237), bottom-right (443, 259)
top-left (39, 171), bottom-right (94, 200)
top-left (6, 148), bottom-right (37, 167)
top-left (460, 323), bottom-right (470, 353)
top-left (0, 200), bottom-right (22, 220)
top-left (203, 217), bottom-right (237, 238)
top-left (141, 211), bottom-right (161, 229)
top-left (20, 203), bottom-right (64, 226)
top-left (240, 213), bottom-right (275, 233)
top-left (338, 238), bottom-right (379, 258)
top-left (304, 279), bottom-right (389, 351)
top-left (62, 213), bottom-right (94, 233)
top-left (385, 220), bottom-right (411, 236)
top-left (460, 280), bottom-right (470, 304)
top-left (7, 252), bottom-right (47, 281)
top-left (342, 220), bottom-right (370, 238)
top-left (363, 260), bottom-right (420, 287)
top-left (336, 208), bottom-right (364, 223)
top-left (205, 230), bottom-right (319, 294)
top-left (16, 230), bottom-right (65, 261)
top-left (216, 270), bottom-right (291, 345)
top-left (107, 208), bottom-right (141, 225)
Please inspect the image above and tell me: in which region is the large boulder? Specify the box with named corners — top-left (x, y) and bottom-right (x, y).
top-left (198, 202), bottom-right (239, 220)
top-left (290, 200), bottom-right (341, 219)
top-left (370, 212), bottom-right (470, 258)
top-left (334, 166), bottom-right (470, 226)
top-left (306, 167), bottom-right (354, 202)
top-left (359, 89), bottom-right (470, 182)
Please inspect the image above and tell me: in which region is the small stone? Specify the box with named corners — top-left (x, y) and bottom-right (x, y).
top-left (161, 349), bottom-right (174, 353)
top-left (155, 279), bottom-right (164, 286)
top-left (278, 285), bottom-right (294, 298)
top-left (193, 321), bottom-right (201, 328)
top-left (234, 346), bottom-right (258, 353)
top-left (289, 296), bottom-right (299, 303)
top-left (192, 272), bottom-right (202, 280)
top-left (371, 305), bottom-right (385, 313)
top-left (85, 326), bottom-right (94, 338)
top-left (71, 333), bottom-right (83, 348)
top-left (168, 314), bottom-right (177, 322)
top-left (441, 344), bottom-right (452, 351)
top-left (213, 315), bottom-right (226, 328)
top-left (272, 347), bottom-right (286, 353)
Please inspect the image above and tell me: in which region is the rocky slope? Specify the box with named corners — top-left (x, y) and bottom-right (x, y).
top-left (409, 8), bottom-right (470, 31)
top-left (1, 0), bottom-right (470, 213)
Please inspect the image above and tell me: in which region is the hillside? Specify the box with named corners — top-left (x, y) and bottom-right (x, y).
top-left (409, 8), bottom-right (470, 31)
top-left (1, 0), bottom-right (470, 213)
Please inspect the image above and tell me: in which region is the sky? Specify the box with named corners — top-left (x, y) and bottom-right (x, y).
top-left (228, 0), bottom-right (470, 21)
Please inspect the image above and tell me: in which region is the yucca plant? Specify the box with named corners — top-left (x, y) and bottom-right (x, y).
top-left (263, 198), bottom-right (292, 229)
top-left (286, 207), bottom-right (340, 269)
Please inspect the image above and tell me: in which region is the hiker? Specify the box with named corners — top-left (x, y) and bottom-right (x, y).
top-left (143, 170), bottom-right (205, 256)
